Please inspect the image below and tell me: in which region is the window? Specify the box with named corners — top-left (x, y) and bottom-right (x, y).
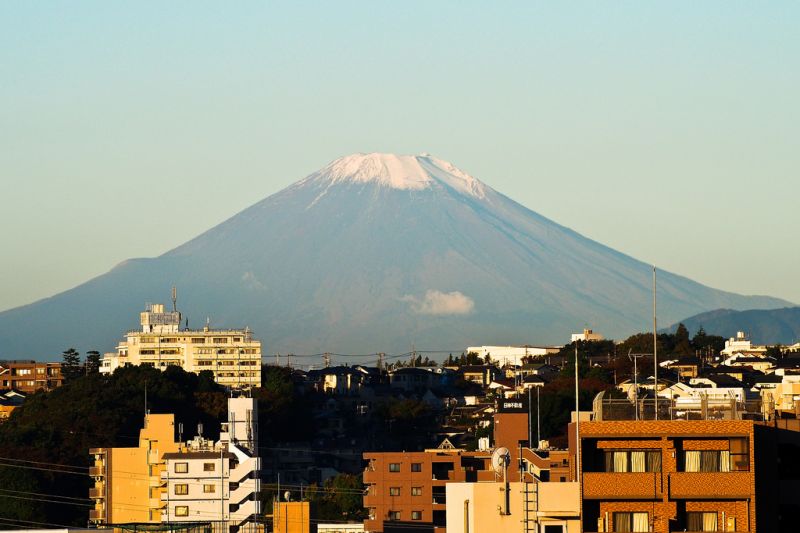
top-left (684, 450), bottom-right (731, 472)
top-left (213, 337), bottom-right (229, 344)
top-left (389, 487), bottom-right (400, 496)
top-left (203, 484), bottom-right (216, 494)
top-left (388, 511), bottom-right (401, 521)
top-left (730, 437), bottom-right (750, 471)
top-left (687, 512), bottom-right (718, 532)
top-left (411, 487), bottom-right (422, 496)
top-left (175, 506), bottom-right (189, 517)
top-left (411, 511), bottom-right (422, 521)
top-left (174, 484), bottom-right (189, 495)
top-left (203, 462), bottom-right (215, 472)
top-left (174, 462), bottom-right (188, 473)
top-left (389, 463), bottom-right (400, 472)
top-left (191, 338), bottom-right (206, 344)
top-left (604, 450), bottom-right (661, 472)
top-left (613, 512), bottom-right (649, 532)
top-left (411, 462), bottom-right (422, 472)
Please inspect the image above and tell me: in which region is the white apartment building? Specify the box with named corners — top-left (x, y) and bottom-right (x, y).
top-left (570, 328), bottom-right (604, 343)
top-left (721, 331), bottom-right (767, 357)
top-left (162, 397), bottom-right (261, 531)
top-left (466, 345), bottom-right (559, 367)
top-left (100, 302), bottom-right (262, 389)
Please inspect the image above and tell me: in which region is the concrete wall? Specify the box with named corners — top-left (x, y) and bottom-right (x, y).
top-left (445, 482), bottom-right (579, 533)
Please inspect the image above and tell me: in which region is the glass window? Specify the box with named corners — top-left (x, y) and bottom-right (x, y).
top-left (603, 450), bottom-right (661, 472)
top-left (204, 462), bottom-right (216, 472)
top-left (174, 484), bottom-right (188, 495)
top-left (174, 462), bottom-right (188, 473)
top-left (203, 484), bottom-right (216, 493)
top-left (411, 463), bottom-right (422, 472)
top-left (411, 511), bottom-right (422, 521)
top-left (684, 450), bottom-right (731, 472)
top-left (175, 506), bottom-right (189, 517)
top-left (412, 487), bottom-right (422, 496)
top-left (687, 512), bottom-right (718, 531)
top-left (389, 463), bottom-right (400, 472)
top-left (389, 487), bottom-right (400, 496)
top-left (730, 437), bottom-right (750, 471)
top-left (613, 512), bottom-right (649, 532)
top-left (388, 511), bottom-right (400, 521)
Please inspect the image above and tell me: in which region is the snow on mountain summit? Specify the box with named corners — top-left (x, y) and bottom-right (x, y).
top-left (308, 153), bottom-right (488, 199)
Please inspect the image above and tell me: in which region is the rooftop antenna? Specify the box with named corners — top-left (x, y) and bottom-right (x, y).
top-left (178, 422), bottom-right (184, 443)
top-left (491, 447), bottom-right (510, 515)
top-left (172, 286), bottom-right (177, 312)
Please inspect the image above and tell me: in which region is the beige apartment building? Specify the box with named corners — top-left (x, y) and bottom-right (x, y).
top-left (100, 302), bottom-right (262, 389)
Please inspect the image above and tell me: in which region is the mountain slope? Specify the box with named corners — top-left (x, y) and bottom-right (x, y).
top-left (0, 153), bottom-right (791, 359)
top-left (666, 307), bottom-right (800, 345)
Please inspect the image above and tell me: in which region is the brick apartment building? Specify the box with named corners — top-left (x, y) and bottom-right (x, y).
top-left (363, 447), bottom-right (493, 533)
top-left (0, 360), bottom-right (63, 393)
top-left (363, 397), bottom-right (573, 533)
top-left (572, 418), bottom-right (800, 532)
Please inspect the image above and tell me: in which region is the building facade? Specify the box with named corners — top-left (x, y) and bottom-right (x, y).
top-left (89, 414), bottom-right (180, 525)
top-left (100, 303), bottom-right (262, 389)
top-left (465, 346), bottom-right (559, 367)
top-left (445, 481), bottom-right (580, 533)
top-left (0, 360), bottom-right (63, 393)
top-left (161, 398), bottom-right (261, 530)
top-left (363, 449), bottom-right (494, 533)
top-left (573, 419), bottom-right (764, 532)
top-left (90, 397), bottom-right (260, 532)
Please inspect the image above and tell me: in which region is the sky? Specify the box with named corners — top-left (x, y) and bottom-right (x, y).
top-left (1, 2), bottom-right (799, 311)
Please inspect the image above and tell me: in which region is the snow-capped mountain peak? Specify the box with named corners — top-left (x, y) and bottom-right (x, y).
top-left (310, 153), bottom-right (488, 199)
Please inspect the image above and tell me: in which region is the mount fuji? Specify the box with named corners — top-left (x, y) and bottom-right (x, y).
top-left (0, 153), bottom-right (790, 359)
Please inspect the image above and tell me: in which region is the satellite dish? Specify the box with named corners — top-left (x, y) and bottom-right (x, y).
top-left (284, 490), bottom-right (292, 502)
top-left (491, 447), bottom-right (510, 475)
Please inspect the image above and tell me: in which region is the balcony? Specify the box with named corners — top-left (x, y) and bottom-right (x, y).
top-left (582, 472), bottom-right (663, 499)
top-left (88, 509), bottom-right (105, 521)
top-left (669, 471), bottom-right (751, 499)
top-left (89, 466), bottom-right (104, 477)
top-left (89, 487), bottom-right (104, 499)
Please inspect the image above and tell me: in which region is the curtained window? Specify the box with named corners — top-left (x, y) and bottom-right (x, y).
top-left (630, 451), bottom-right (646, 473)
top-left (613, 512), bottom-right (649, 532)
top-left (687, 511), bottom-right (718, 531)
top-left (604, 450), bottom-right (661, 472)
top-left (646, 450), bottom-right (662, 473)
top-left (614, 451), bottom-right (629, 473)
top-left (685, 450), bottom-right (701, 472)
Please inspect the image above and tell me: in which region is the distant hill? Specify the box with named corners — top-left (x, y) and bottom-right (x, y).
top-left (666, 307), bottom-right (800, 345)
top-left (0, 153), bottom-right (792, 359)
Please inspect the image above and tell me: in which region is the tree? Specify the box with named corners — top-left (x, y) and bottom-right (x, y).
top-left (765, 345), bottom-right (784, 359)
top-left (61, 348), bottom-right (82, 380)
top-left (674, 323), bottom-right (692, 355)
top-left (85, 350), bottom-right (102, 374)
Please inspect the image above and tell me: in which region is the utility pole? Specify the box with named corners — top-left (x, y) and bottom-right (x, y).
top-left (378, 352), bottom-right (385, 370)
top-left (323, 353), bottom-right (331, 368)
top-left (574, 343), bottom-right (581, 483)
top-left (653, 265), bottom-right (659, 420)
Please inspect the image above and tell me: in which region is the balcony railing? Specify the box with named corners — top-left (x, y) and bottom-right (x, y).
top-left (669, 471), bottom-right (751, 499)
top-left (594, 395), bottom-right (766, 422)
top-left (583, 472), bottom-right (662, 499)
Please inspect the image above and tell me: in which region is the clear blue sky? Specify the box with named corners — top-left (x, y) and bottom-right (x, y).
top-left (1, 1), bottom-right (798, 311)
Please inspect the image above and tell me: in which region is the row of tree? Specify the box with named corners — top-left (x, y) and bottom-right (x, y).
top-left (60, 348), bottom-right (102, 380)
